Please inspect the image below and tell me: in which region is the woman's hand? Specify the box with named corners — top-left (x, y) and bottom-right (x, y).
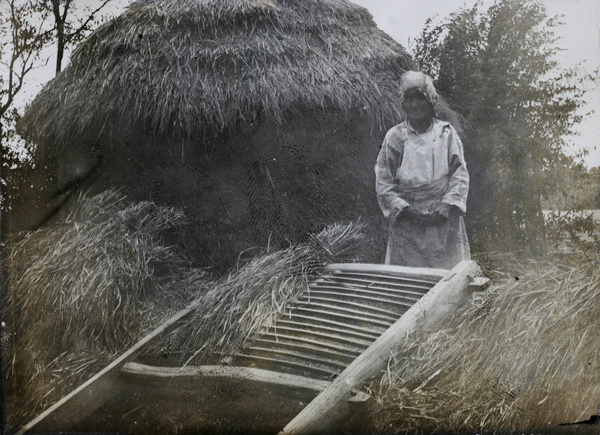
top-left (396, 204), bottom-right (428, 225)
top-left (432, 202), bottom-right (453, 222)
top-left (399, 204), bottom-right (422, 220)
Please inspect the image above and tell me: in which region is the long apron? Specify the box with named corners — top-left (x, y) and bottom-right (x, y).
top-left (385, 135), bottom-right (470, 269)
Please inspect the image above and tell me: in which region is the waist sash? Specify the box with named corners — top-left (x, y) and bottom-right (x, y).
top-left (398, 176), bottom-right (449, 204)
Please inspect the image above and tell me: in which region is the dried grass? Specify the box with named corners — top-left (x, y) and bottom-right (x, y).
top-left (10, 187), bottom-right (595, 433)
top-left (373, 252), bottom-right (600, 432)
top-left (19, 0), bottom-right (413, 150)
top-left (2, 188), bottom-right (367, 426)
top-left (152, 221), bottom-right (367, 365)
top-left (2, 190), bottom-right (204, 424)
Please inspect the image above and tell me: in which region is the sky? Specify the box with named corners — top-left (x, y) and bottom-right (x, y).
top-left (7, 0), bottom-right (600, 167)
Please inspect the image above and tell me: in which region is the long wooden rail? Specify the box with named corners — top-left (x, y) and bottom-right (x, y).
top-left (14, 301), bottom-right (203, 435)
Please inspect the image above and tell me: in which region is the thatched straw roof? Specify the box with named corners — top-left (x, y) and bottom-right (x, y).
top-left (19, 0), bottom-right (413, 148)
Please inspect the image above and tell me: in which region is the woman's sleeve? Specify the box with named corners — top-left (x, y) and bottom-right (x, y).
top-left (375, 130), bottom-right (409, 222)
top-left (442, 126), bottom-right (469, 213)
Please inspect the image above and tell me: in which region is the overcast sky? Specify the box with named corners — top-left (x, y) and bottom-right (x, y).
top-left (10, 0), bottom-right (600, 167)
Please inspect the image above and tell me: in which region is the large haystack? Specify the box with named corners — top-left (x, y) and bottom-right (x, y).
top-left (21, 0), bottom-right (413, 147)
top-left (12, 0), bottom-right (431, 272)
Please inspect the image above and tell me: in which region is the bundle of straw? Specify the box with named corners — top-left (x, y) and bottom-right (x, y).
top-left (373, 253), bottom-right (600, 432)
top-left (3, 190), bottom-right (202, 424)
top-left (155, 221), bottom-right (366, 366)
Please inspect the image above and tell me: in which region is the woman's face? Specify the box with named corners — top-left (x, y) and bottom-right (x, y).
top-left (402, 88), bottom-right (434, 123)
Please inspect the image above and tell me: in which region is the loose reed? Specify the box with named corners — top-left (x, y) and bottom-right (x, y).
top-left (2, 190), bottom-right (202, 424)
top-left (373, 253), bottom-right (600, 432)
top-left (154, 220), bottom-right (367, 365)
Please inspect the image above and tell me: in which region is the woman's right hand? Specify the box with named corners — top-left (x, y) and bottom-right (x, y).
top-left (398, 204), bottom-right (423, 222)
top-left (401, 204), bottom-right (418, 217)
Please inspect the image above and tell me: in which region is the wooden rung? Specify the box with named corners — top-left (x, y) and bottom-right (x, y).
top-left (316, 274), bottom-right (435, 290)
top-left (122, 363), bottom-right (373, 405)
top-left (287, 302), bottom-right (398, 324)
top-left (282, 308), bottom-right (393, 328)
top-left (233, 354), bottom-right (338, 377)
top-left (121, 363), bottom-right (331, 392)
top-left (295, 295), bottom-right (404, 317)
top-left (255, 335), bottom-right (364, 356)
top-left (325, 263), bottom-right (447, 280)
top-left (310, 282), bottom-right (426, 300)
top-left (303, 289), bottom-right (418, 307)
top-left (248, 345), bottom-right (350, 369)
top-left (276, 315), bottom-right (384, 337)
top-left (265, 325), bottom-right (374, 348)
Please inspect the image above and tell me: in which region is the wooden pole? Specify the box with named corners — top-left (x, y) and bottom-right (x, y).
top-left (15, 302), bottom-right (201, 435)
top-left (121, 362), bottom-right (331, 393)
top-left (278, 260), bottom-right (481, 435)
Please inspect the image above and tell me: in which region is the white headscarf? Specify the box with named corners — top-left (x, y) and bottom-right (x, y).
top-left (400, 71), bottom-right (438, 107)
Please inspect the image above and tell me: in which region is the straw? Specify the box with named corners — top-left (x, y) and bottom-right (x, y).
top-left (372, 252), bottom-right (600, 432)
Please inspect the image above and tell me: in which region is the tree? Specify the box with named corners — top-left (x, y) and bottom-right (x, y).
top-left (1, 0), bottom-right (50, 135)
top-left (1, 0), bottom-right (117, 161)
top-left (1, 0), bottom-right (51, 221)
top-left (412, 0), bottom-right (592, 253)
top-left (37, 0), bottom-right (113, 74)
top-left (1, 0), bottom-right (117, 232)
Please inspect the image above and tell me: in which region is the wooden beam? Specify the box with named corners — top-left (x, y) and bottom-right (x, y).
top-left (278, 260), bottom-right (481, 435)
top-left (325, 263), bottom-right (449, 280)
top-left (121, 362), bottom-right (331, 393)
top-left (15, 301), bottom-right (201, 435)
top-left (121, 363), bottom-right (372, 402)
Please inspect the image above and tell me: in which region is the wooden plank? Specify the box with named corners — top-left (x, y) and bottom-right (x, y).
top-left (468, 276), bottom-right (491, 291)
top-left (248, 345), bottom-right (350, 369)
top-left (121, 363), bottom-right (331, 393)
top-left (288, 302), bottom-right (398, 323)
top-left (274, 319), bottom-right (381, 340)
top-left (325, 263), bottom-right (448, 280)
top-left (278, 260), bottom-right (481, 435)
top-left (309, 283), bottom-right (424, 298)
top-left (284, 313), bottom-right (386, 336)
top-left (303, 289), bottom-right (419, 306)
top-left (265, 324), bottom-right (374, 348)
top-left (314, 275), bottom-right (434, 291)
top-left (286, 307), bottom-right (394, 328)
top-left (255, 335), bottom-right (363, 357)
top-left (15, 301), bottom-right (202, 435)
top-left (233, 354), bottom-right (338, 377)
top-left (295, 295), bottom-right (403, 316)
top-left (122, 362), bottom-right (373, 404)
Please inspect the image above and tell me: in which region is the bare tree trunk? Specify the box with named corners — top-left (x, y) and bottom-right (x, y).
top-left (51, 0), bottom-right (71, 74)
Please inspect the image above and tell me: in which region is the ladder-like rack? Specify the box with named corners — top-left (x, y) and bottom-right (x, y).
top-left (232, 264), bottom-right (443, 381)
top-left (17, 261), bottom-right (486, 435)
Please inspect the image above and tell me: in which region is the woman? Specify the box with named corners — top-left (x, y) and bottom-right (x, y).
top-left (375, 71), bottom-right (470, 269)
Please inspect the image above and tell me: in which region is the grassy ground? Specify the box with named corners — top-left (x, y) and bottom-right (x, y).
top-left (370, 249), bottom-right (600, 433)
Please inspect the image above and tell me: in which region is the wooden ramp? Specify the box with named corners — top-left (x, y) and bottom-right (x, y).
top-left (228, 263), bottom-right (445, 382)
top-left (17, 261), bottom-right (486, 434)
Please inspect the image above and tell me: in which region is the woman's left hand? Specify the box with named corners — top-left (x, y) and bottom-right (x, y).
top-left (432, 202), bottom-right (452, 222)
